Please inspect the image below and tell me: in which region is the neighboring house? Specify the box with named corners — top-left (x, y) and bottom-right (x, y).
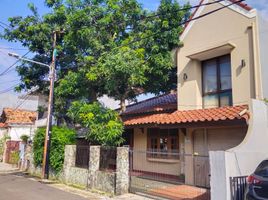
top-left (0, 108), bottom-right (37, 141)
top-left (0, 93), bottom-right (39, 113)
top-left (122, 0), bottom-right (268, 199)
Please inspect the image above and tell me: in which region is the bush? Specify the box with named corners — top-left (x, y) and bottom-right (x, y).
top-left (20, 134), bottom-right (29, 143)
top-left (68, 101), bottom-right (124, 146)
top-left (33, 126), bottom-right (76, 174)
top-left (9, 151), bottom-right (19, 164)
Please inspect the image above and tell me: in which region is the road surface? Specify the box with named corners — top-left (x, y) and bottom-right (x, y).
top-left (0, 173), bottom-right (94, 200)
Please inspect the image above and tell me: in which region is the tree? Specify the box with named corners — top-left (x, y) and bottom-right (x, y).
top-left (1, 0), bottom-right (190, 117)
top-left (68, 101), bottom-right (124, 146)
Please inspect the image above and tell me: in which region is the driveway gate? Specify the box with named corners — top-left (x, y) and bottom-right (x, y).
top-left (129, 149), bottom-right (210, 200)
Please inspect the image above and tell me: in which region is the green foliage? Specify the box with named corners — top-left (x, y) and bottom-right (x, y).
top-left (68, 101), bottom-right (124, 146)
top-left (33, 126), bottom-right (76, 173)
top-left (20, 134), bottom-right (29, 143)
top-left (9, 151), bottom-right (19, 164)
top-left (0, 135), bottom-right (10, 161)
top-left (264, 98), bottom-right (268, 103)
top-left (1, 0), bottom-right (190, 116)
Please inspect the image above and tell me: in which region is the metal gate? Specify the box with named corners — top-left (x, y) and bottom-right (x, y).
top-left (230, 176), bottom-right (248, 200)
top-left (129, 149), bottom-right (210, 200)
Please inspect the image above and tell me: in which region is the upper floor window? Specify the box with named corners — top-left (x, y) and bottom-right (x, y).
top-left (202, 55), bottom-right (232, 108)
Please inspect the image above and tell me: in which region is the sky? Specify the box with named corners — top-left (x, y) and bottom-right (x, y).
top-left (0, 0), bottom-right (267, 105)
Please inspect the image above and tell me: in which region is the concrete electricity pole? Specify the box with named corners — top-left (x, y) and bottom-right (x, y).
top-left (42, 31), bottom-right (58, 179)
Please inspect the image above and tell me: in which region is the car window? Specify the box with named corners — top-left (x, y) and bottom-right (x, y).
top-left (255, 160), bottom-right (268, 177)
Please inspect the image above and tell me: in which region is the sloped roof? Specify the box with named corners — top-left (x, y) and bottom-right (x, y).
top-left (123, 105), bottom-right (249, 126)
top-left (182, 0), bottom-right (253, 36)
top-left (122, 92), bottom-right (177, 115)
top-left (0, 123), bottom-right (7, 128)
top-left (2, 108), bottom-right (37, 125)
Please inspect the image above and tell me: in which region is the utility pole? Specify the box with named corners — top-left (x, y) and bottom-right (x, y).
top-left (42, 31), bottom-right (58, 179)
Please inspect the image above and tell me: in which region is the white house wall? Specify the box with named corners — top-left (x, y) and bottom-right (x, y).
top-left (210, 99), bottom-right (268, 200)
top-left (0, 128), bottom-right (7, 139)
top-left (8, 125), bottom-right (35, 141)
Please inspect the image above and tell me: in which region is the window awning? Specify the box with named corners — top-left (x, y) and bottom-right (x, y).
top-left (187, 43), bottom-right (235, 61)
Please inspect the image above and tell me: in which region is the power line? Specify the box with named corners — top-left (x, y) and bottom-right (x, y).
top-left (0, 47), bottom-right (28, 51)
top-left (0, 50), bottom-right (31, 76)
top-left (14, 94), bottom-right (31, 110)
top-left (0, 84), bottom-right (20, 95)
top-left (61, 0), bottom-right (245, 71)
top-left (0, 79), bottom-right (20, 85)
top-left (94, 0), bottom-right (246, 59)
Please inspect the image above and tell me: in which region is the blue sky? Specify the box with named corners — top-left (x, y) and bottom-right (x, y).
top-left (0, 0), bottom-right (267, 96)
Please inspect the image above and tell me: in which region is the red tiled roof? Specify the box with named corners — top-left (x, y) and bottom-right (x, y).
top-left (122, 92), bottom-right (177, 115)
top-left (2, 108), bottom-right (37, 124)
top-left (0, 123), bottom-right (7, 128)
top-left (229, 0), bottom-right (252, 11)
top-left (123, 105), bottom-right (249, 126)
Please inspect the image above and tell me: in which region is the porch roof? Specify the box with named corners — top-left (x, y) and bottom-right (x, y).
top-left (0, 123), bottom-right (7, 128)
top-left (121, 92), bottom-right (177, 115)
top-left (123, 105), bottom-right (249, 126)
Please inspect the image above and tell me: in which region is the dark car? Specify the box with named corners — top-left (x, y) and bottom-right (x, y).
top-left (245, 160), bottom-right (268, 200)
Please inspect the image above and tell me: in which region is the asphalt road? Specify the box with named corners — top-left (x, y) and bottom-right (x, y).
top-left (0, 173), bottom-right (93, 200)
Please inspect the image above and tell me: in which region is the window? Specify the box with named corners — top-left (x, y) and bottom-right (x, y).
top-left (147, 128), bottom-right (179, 159)
top-left (202, 55), bottom-right (232, 108)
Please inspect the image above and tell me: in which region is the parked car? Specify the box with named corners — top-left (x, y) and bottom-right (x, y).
top-left (245, 159), bottom-right (268, 200)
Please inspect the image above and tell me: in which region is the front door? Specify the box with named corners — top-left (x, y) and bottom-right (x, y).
top-left (193, 129), bottom-right (210, 188)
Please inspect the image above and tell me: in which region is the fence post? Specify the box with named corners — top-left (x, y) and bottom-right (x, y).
top-left (116, 147), bottom-right (129, 195)
top-left (63, 145), bottom-right (76, 182)
top-left (88, 145), bottom-right (100, 189)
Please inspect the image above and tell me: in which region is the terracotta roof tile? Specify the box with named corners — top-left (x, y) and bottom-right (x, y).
top-left (2, 108), bottom-right (37, 124)
top-left (123, 105), bottom-right (249, 126)
top-left (0, 123), bottom-right (7, 128)
top-left (122, 92), bottom-right (177, 115)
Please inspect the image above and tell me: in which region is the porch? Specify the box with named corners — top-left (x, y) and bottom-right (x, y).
top-left (122, 105), bottom-right (249, 199)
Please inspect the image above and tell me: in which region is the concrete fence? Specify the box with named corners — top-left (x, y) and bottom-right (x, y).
top-left (63, 145), bottom-right (129, 195)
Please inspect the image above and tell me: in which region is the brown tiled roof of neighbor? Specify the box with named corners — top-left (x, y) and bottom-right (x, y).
top-left (0, 123), bottom-right (7, 128)
top-left (124, 105), bottom-right (249, 126)
top-left (122, 92), bottom-right (177, 115)
top-left (2, 108), bottom-right (37, 124)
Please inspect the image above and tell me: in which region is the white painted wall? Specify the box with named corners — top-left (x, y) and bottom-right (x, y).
top-left (8, 125), bottom-right (35, 141)
top-left (0, 128), bottom-right (7, 139)
top-left (210, 99), bottom-right (268, 200)
top-left (258, 14), bottom-right (268, 99)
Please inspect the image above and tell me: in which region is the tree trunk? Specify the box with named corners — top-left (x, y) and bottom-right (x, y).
top-left (120, 98), bottom-right (126, 113)
top-left (90, 90), bottom-right (97, 102)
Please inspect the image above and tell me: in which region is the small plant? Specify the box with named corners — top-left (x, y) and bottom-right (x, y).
top-left (20, 134), bottom-right (29, 143)
top-left (9, 151), bottom-right (19, 165)
top-left (37, 106), bottom-right (46, 113)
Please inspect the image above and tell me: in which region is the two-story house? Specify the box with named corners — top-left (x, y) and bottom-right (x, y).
top-left (122, 0), bottom-right (268, 199)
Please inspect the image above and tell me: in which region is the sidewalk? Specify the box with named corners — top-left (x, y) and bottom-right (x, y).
top-left (0, 162), bottom-right (18, 173)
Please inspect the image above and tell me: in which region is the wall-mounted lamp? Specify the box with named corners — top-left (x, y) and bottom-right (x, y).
top-left (241, 59), bottom-right (246, 68)
top-left (183, 73), bottom-right (188, 81)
